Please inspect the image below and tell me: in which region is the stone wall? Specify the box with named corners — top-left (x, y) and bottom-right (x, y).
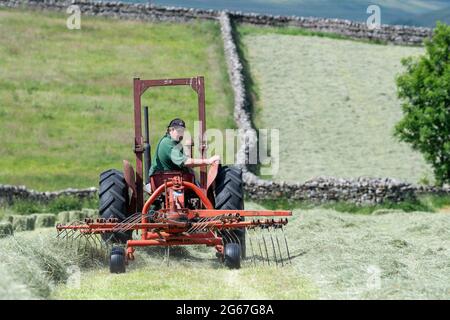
top-left (0, 184), bottom-right (97, 206)
top-left (1, 179), bottom-right (449, 206)
top-left (0, 0), bottom-right (433, 45)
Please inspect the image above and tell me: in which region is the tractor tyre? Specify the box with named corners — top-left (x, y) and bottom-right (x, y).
top-left (224, 243), bottom-right (241, 269)
top-left (110, 246), bottom-right (126, 274)
top-left (99, 169), bottom-right (132, 244)
top-left (214, 165), bottom-right (246, 258)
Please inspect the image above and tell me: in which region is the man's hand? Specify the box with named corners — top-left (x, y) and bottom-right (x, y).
top-left (207, 155), bottom-right (220, 165)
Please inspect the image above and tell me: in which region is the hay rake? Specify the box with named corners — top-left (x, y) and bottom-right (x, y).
top-left (56, 77), bottom-right (293, 272)
top-left (57, 207), bottom-right (292, 271)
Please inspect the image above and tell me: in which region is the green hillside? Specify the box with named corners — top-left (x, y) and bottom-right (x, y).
top-left (0, 9), bottom-right (234, 191)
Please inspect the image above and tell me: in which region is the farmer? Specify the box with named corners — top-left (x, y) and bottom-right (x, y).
top-left (145, 118), bottom-right (220, 191)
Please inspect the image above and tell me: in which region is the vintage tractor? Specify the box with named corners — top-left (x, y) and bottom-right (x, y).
top-left (57, 76), bottom-right (292, 273)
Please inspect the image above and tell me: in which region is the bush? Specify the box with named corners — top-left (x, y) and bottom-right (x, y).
top-left (395, 22), bottom-right (450, 186)
top-left (11, 200), bottom-right (43, 214)
top-left (47, 196), bottom-right (83, 213)
top-left (3, 195), bottom-right (98, 216)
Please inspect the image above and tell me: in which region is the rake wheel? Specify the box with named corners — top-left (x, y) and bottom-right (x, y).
top-left (110, 246), bottom-right (126, 274)
top-left (224, 243), bottom-right (241, 269)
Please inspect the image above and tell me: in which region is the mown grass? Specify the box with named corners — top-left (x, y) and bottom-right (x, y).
top-left (49, 201), bottom-right (450, 300)
top-left (237, 24), bottom-right (390, 45)
top-left (238, 27), bottom-right (434, 184)
top-left (0, 228), bottom-right (106, 299)
top-left (53, 259), bottom-right (316, 299)
top-left (3, 200), bottom-right (450, 299)
top-left (0, 8), bottom-right (235, 191)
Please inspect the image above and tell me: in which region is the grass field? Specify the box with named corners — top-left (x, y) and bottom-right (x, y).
top-left (2, 201), bottom-right (450, 300)
top-left (0, 9), bottom-right (234, 191)
top-left (53, 206), bottom-right (450, 300)
top-left (238, 25), bottom-right (434, 184)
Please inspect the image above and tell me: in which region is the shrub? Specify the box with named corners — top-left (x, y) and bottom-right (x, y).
top-left (395, 22), bottom-right (450, 186)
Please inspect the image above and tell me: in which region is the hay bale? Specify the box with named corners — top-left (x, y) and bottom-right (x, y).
top-left (0, 222), bottom-right (13, 238)
top-left (57, 211), bottom-right (70, 224)
top-left (68, 210), bottom-right (85, 222)
top-left (81, 208), bottom-right (99, 218)
top-left (10, 215), bottom-right (36, 232)
top-left (34, 214), bottom-right (56, 228)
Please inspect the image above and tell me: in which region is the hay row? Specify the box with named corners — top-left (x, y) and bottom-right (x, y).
top-left (0, 208), bottom-right (99, 234)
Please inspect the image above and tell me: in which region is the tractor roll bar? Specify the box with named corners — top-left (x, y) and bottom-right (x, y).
top-left (133, 77), bottom-right (207, 211)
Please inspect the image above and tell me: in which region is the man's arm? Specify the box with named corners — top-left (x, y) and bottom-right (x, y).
top-left (184, 155), bottom-right (220, 168)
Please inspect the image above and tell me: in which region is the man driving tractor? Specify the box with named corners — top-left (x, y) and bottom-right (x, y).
top-left (145, 118), bottom-right (220, 192)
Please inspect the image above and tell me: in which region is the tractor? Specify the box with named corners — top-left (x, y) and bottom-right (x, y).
top-left (57, 76), bottom-right (291, 273)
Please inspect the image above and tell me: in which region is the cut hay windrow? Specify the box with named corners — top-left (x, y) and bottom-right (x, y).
top-left (0, 228), bottom-right (107, 299)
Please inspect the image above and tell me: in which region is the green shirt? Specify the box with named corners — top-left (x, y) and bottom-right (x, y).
top-left (148, 133), bottom-right (188, 176)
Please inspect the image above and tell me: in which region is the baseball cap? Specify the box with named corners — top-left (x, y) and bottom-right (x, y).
top-left (168, 118), bottom-right (186, 128)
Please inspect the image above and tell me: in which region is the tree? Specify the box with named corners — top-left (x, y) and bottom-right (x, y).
top-left (395, 22), bottom-right (450, 186)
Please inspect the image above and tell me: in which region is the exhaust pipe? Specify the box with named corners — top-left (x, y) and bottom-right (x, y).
top-left (144, 106), bottom-right (151, 185)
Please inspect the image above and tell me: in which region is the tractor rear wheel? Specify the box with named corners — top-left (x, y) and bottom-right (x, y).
top-left (224, 243), bottom-right (241, 269)
top-left (110, 246), bottom-right (126, 274)
top-left (99, 169), bottom-right (132, 244)
top-left (214, 165), bottom-right (246, 258)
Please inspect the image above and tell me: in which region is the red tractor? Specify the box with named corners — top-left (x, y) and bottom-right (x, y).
top-left (57, 77), bottom-right (291, 273)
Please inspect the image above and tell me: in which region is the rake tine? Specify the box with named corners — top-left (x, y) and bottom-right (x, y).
top-left (247, 228), bottom-right (257, 267)
top-left (113, 211), bottom-right (148, 233)
top-left (114, 213), bottom-right (141, 233)
top-left (187, 217), bottom-right (207, 233)
top-left (166, 246), bottom-right (170, 267)
top-left (221, 229), bottom-right (232, 245)
top-left (254, 229), bottom-right (265, 265)
top-left (268, 227), bottom-right (279, 266)
top-left (59, 228), bottom-right (69, 241)
top-left (274, 228), bottom-right (284, 267)
top-left (194, 217), bottom-right (210, 232)
top-left (260, 230), bottom-right (271, 265)
top-left (196, 217), bottom-right (211, 233)
top-left (83, 234), bottom-right (93, 260)
top-left (234, 229), bottom-right (242, 259)
top-left (281, 226), bottom-right (291, 264)
top-left (226, 228), bottom-right (239, 244)
top-left (68, 229), bottom-right (76, 248)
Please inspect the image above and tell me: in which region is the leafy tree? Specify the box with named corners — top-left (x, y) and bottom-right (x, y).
top-left (395, 22), bottom-right (450, 186)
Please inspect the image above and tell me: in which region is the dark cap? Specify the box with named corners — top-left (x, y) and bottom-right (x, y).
top-left (168, 118), bottom-right (185, 128)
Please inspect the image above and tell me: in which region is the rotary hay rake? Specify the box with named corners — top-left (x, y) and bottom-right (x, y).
top-left (56, 206), bottom-right (292, 270)
top-left (56, 77), bottom-right (292, 272)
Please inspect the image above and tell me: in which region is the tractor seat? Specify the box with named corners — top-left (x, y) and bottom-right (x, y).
top-left (149, 170), bottom-right (195, 193)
